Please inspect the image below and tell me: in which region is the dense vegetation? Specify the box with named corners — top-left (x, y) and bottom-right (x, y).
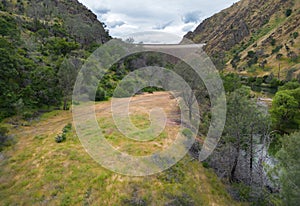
top-left (0, 0), bottom-right (110, 121)
top-left (0, 0), bottom-right (299, 205)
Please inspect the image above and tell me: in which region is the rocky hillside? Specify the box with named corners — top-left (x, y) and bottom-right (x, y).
top-left (0, 0), bottom-right (110, 120)
top-left (1, 0), bottom-right (110, 45)
top-left (185, 0), bottom-right (300, 80)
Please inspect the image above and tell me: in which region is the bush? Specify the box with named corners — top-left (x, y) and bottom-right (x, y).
top-left (0, 127), bottom-right (14, 151)
top-left (285, 9), bottom-right (292, 17)
top-left (55, 133), bottom-right (66, 143)
top-left (270, 78), bottom-right (281, 88)
top-left (272, 45), bottom-right (283, 54)
top-left (254, 77), bottom-right (264, 86)
top-left (142, 86), bottom-right (162, 94)
top-left (292, 32), bottom-right (299, 39)
top-left (202, 161), bottom-right (210, 168)
top-left (95, 87), bottom-right (107, 101)
top-left (279, 81), bottom-right (300, 91)
top-left (247, 56), bottom-right (258, 67)
top-left (46, 37), bottom-right (79, 56)
top-left (55, 123), bottom-right (72, 143)
top-left (270, 37), bottom-right (276, 46)
top-left (247, 51), bottom-right (256, 58)
top-left (63, 123), bottom-right (72, 133)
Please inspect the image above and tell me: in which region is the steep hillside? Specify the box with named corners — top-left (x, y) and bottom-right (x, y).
top-left (1, 0), bottom-right (110, 45)
top-left (0, 0), bottom-right (110, 120)
top-left (185, 0), bottom-right (300, 79)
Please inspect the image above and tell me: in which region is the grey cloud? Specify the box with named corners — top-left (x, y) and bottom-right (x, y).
top-left (182, 11), bottom-right (202, 24)
top-left (94, 7), bottom-right (110, 15)
top-left (108, 20), bottom-right (126, 28)
top-left (153, 21), bottom-right (173, 30)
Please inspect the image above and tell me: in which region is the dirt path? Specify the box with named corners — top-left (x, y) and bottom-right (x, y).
top-left (11, 91), bottom-right (180, 146)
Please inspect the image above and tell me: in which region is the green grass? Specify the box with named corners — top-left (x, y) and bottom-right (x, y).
top-left (0, 105), bottom-right (242, 205)
top-left (98, 114), bottom-right (171, 156)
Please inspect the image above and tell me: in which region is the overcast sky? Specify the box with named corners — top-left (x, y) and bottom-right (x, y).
top-left (79, 0), bottom-right (238, 43)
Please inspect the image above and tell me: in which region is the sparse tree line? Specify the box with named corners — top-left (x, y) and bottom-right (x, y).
top-left (190, 73), bottom-right (300, 205)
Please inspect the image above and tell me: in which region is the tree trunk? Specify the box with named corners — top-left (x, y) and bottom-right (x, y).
top-left (230, 150), bottom-right (239, 182)
top-left (63, 98), bottom-right (68, 110)
top-left (230, 132), bottom-right (240, 183)
top-left (250, 125), bottom-right (254, 180)
top-left (189, 105), bottom-right (192, 121)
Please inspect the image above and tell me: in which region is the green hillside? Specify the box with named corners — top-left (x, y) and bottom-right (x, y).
top-left (0, 0), bottom-right (110, 120)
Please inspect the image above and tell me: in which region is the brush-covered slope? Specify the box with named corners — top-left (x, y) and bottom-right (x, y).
top-left (1, 0), bottom-right (110, 45)
top-left (185, 0), bottom-right (300, 79)
top-left (0, 0), bottom-right (110, 120)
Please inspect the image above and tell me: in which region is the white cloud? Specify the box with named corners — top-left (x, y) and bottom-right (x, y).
top-left (78, 0), bottom-right (239, 43)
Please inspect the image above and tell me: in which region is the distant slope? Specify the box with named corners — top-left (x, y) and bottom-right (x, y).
top-left (185, 0), bottom-right (300, 79)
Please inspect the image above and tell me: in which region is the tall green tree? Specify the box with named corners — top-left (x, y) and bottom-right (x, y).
top-left (30, 66), bottom-right (61, 107)
top-left (58, 57), bottom-right (81, 110)
top-left (222, 86), bottom-right (270, 182)
top-left (270, 90), bottom-right (299, 131)
top-left (0, 38), bottom-right (18, 119)
top-left (276, 132), bottom-right (300, 205)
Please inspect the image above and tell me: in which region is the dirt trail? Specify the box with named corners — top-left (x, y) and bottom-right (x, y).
top-left (11, 91), bottom-right (180, 142)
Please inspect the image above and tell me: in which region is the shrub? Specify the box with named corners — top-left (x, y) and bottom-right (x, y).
top-left (279, 81), bottom-right (300, 91)
top-left (292, 32), bottom-right (299, 39)
top-left (285, 9), bottom-right (292, 17)
top-left (142, 86), bottom-right (162, 93)
top-left (272, 45), bottom-right (283, 54)
top-left (202, 161), bottom-right (210, 168)
top-left (270, 37), bottom-right (276, 46)
top-left (55, 123), bottom-right (71, 143)
top-left (95, 87), bottom-right (107, 101)
top-left (247, 56), bottom-right (258, 67)
top-left (247, 51), bottom-right (256, 58)
top-left (254, 77), bottom-right (263, 86)
top-left (63, 123), bottom-right (72, 133)
top-left (270, 78), bottom-right (281, 88)
top-left (0, 127), bottom-right (14, 151)
top-left (55, 133), bottom-right (66, 143)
